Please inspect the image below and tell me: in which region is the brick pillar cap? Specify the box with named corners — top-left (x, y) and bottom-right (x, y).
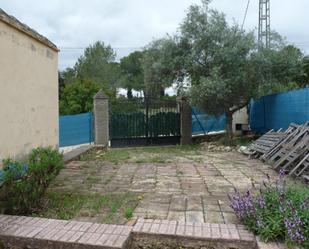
top-left (94, 89), bottom-right (108, 100)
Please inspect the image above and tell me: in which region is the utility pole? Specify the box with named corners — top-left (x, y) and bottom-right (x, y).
top-left (258, 0), bottom-right (270, 50)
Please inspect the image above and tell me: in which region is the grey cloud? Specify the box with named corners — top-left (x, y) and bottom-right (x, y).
top-left (1, 0), bottom-right (308, 70)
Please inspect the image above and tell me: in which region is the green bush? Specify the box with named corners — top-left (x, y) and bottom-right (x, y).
top-left (229, 171), bottom-right (309, 248)
top-left (0, 147), bottom-right (63, 214)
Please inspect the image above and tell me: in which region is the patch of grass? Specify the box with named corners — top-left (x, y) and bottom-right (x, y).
top-left (234, 136), bottom-right (254, 147)
top-left (217, 136), bottom-right (254, 147)
top-left (78, 145), bottom-right (202, 165)
top-left (36, 192), bottom-right (138, 224)
top-left (133, 144), bottom-right (201, 155)
top-left (124, 207), bottom-right (134, 219)
top-left (86, 175), bottom-right (100, 184)
top-left (134, 156), bottom-right (167, 164)
top-left (38, 192), bottom-right (89, 220)
top-left (100, 150), bottom-right (130, 165)
top-left (79, 149), bottom-right (100, 161)
top-left (176, 170), bottom-right (184, 176)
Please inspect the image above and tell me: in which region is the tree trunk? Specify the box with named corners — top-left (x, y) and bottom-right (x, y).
top-left (226, 111), bottom-right (234, 139)
top-left (127, 88), bottom-right (133, 99)
top-left (160, 86), bottom-right (165, 98)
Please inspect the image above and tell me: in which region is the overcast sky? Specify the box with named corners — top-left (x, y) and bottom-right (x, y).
top-left (2, 0), bottom-right (309, 70)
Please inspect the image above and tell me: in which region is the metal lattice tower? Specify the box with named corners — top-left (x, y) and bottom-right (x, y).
top-left (258, 0), bottom-right (270, 49)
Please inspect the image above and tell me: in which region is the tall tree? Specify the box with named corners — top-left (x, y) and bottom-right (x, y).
top-left (297, 56), bottom-right (309, 87)
top-left (178, 1), bottom-right (256, 136)
top-left (251, 44), bottom-right (304, 95)
top-left (142, 38), bottom-right (182, 98)
top-left (74, 41), bottom-right (120, 96)
top-left (119, 51), bottom-right (144, 98)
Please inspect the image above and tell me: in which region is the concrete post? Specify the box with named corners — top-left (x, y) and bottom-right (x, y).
top-left (93, 90), bottom-right (109, 146)
top-left (178, 96), bottom-right (192, 145)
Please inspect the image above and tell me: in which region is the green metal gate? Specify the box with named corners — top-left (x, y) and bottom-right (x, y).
top-left (109, 98), bottom-right (181, 147)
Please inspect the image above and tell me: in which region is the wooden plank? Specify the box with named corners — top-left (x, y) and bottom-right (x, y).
top-left (267, 125), bottom-right (309, 163)
top-left (262, 125), bottom-right (302, 161)
top-left (274, 135), bottom-right (309, 170)
top-left (289, 153), bottom-right (309, 177)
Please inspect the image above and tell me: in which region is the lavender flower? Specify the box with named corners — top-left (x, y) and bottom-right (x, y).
top-left (256, 196), bottom-right (266, 209)
top-left (284, 216), bottom-right (306, 244)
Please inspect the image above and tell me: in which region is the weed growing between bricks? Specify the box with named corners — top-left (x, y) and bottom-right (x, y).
top-left (36, 192), bottom-right (138, 224)
top-left (229, 170), bottom-right (309, 249)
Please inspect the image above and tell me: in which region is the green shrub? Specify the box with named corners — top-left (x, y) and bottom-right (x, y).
top-left (0, 147), bottom-right (63, 214)
top-left (229, 171), bottom-right (309, 248)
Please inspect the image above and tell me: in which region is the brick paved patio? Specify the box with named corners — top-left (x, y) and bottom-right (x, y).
top-left (49, 150), bottom-right (280, 224)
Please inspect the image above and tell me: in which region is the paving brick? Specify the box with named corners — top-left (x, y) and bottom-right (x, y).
top-left (26, 227), bottom-right (43, 238)
top-left (0, 215), bottom-right (10, 223)
top-left (149, 222), bottom-right (160, 234)
top-left (96, 224), bottom-right (108, 234)
top-left (77, 232), bottom-right (93, 243)
top-left (141, 222), bottom-right (152, 233)
top-left (186, 211), bottom-right (204, 223)
top-left (79, 222), bottom-right (93, 232)
top-left (95, 233), bottom-right (109, 245)
top-left (113, 225), bottom-right (124, 235)
top-left (105, 225), bottom-right (116, 234)
top-left (69, 221), bottom-right (84, 231)
top-left (229, 228), bottom-right (240, 240)
top-left (211, 225), bottom-right (221, 239)
top-left (59, 230), bottom-right (76, 242)
top-left (19, 217), bottom-right (34, 225)
top-left (87, 223), bottom-right (100, 233)
top-left (193, 224), bottom-right (202, 237)
top-left (36, 228), bottom-right (59, 240)
top-left (202, 225), bottom-right (211, 238)
top-left (114, 235), bottom-right (128, 247)
top-left (132, 220), bottom-right (143, 232)
top-left (121, 226), bottom-right (132, 235)
top-left (176, 225), bottom-right (185, 236)
top-left (86, 233), bottom-right (102, 245)
top-left (166, 221), bottom-right (177, 235)
top-left (104, 234), bottom-right (118, 246)
top-left (14, 226), bottom-right (34, 237)
top-left (158, 222), bottom-right (169, 234)
top-left (51, 229), bottom-right (67, 240)
top-left (184, 225), bottom-right (194, 236)
top-left (220, 228), bottom-right (231, 239)
top-left (67, 231), bottom-right (84, 242)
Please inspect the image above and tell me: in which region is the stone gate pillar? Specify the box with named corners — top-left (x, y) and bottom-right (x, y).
top-left (93, 90), bottom-right (109, 146)
top-left (178, 96), bottom-right (192, 145)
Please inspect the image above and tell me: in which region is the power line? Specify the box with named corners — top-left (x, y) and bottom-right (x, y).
top-left (241, 0), bottom-right (251, 30)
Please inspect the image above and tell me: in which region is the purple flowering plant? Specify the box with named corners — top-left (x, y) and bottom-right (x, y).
top-left (228, 169), bottom-right (309, 248)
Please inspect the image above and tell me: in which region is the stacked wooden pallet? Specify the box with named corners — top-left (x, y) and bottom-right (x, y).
top-left (246, 123), bottom-right (309, 181)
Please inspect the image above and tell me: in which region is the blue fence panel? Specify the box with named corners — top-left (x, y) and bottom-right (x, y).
top-left (192, 107), bottom-right (226, 135)
top-left (59, 112), bottom-right (94, 147)
top-left (250, 88), bottom-right (309, 134)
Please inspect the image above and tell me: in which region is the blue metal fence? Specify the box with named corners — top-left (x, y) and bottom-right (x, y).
top-left (192, 107), bottom-right (226, 135)
top-left (249, 87), bottom-right (309, 134)
top-left (59, 112), bottom-right (94, 147)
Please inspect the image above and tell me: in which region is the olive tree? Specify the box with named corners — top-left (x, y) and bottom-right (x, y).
top-left (179, 1), bottom-right (256, 136)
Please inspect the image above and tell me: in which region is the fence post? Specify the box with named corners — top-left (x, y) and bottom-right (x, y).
top-left (93, 90), bottom-right (109, 146)
top-left (177, 96), bottom-right (192, 145)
